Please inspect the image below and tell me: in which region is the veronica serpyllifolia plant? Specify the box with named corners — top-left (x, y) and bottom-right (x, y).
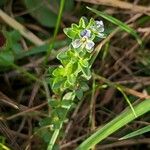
top-left (47, 17), bottom-right (105, 149)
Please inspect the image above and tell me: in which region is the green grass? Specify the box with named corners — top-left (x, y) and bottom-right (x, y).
top-left (76, 99), bottom-right (150, 150)
top-left (120, 125), bottom-right (150, 140)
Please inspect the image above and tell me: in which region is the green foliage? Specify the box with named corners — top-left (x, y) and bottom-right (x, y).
top-left (76, 99), bottom-right (150, 150)
top-left (24, 0), bottom-right (57, 27)
top-left (0, 30), bottom-right (21, 69)
top-left (24, 0), bottom-right (74, 28)
top-left (0, 51), bottom-right (14, 67)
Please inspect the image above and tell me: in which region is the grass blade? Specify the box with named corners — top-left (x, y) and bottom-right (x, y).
top-left (87, 7), bottom-right (142, 45)
top-left (117, 86), bottom-right (137, 117)
top-left (76, 99), bottom-right (150, 150)
top-left (45, 0), bottom-right (65, 64)
top-left (120, 125), bottom-right (150, 140)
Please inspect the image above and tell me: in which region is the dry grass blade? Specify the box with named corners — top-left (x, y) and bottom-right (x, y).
top-left (0, 91), bottom-right (24, 110)
top-left (97, 138), bottom-right (150, 149)
top-left (0, 9), bottom-right (44, 46)
top-left (0, 120), bottom-right (21, 150)
top-left (77, 0), bottom-right (150, 14)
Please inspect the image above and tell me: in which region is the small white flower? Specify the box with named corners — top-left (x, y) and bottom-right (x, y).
top-left (72, 37), bottom-right (95, 50)
top-left (90, 20), bottom-right (105, 38)
top-left (95, 20), bottom-right (104, 32)
top-left (85, 40), bottom-right (95, 51)
top-left (71, 29), bottom-right (95, 52)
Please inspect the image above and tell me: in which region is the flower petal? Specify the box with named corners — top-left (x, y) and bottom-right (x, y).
top-left (72, 39), bottom-right (81, 48)
top-left (80, 29), bottom-right (91, 38)
top-left (86, 40), bottom-right (95, 50)
top-left (95, 20), bottom-right (104, 32)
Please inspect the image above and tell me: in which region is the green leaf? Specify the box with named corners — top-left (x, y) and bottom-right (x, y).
top-left (56, 107), bottom-right (68, 120)
top-left (76, 99), bottom-right (150, 150)
top-left (39, 117), bottom-right (51, 126)
top-left (65, 62), bottom-right (77, 76)
top-left (52, 65), bottom-right (64, 76)
top-left (57, 49), bottom-right (78, 66)
top-left (0, 51), bottom-right (14, 67)
top-left (36, 128), bottom-right (52, 143)
top-left (87, 18), bottom-right (95, 29)
top-left (52, 77), bottom-right (66, 92)
top-left (61, 100), bottom-right (72, 109)
top-left (67, 74), bottom-right (76, 85)
top-left (3, 30), bottom-right (22, 53)
top-left (24, 0), bottom-right (57, 27)
top-left (75, 89), bottom-right (83, 100)
top-left (24, 0), bottom-right (73, 28)
top-left (80, 82), bottom-right (89, 91)
top-left (57, 51), bottom-right (69, 64)
top-left (80, 58), bottom-right (89, 67)
top-left (9, 30), bottom-right (21, 43)
top-left (71, 23), bottom-right (79, 30)
top-left (51, 110), bottom-right (61, 129)
top-left (79, 17), bottom-right (86, 28)
top-left (79, 63), bottom-right (91, 80)
top-left (63, 28), bottom-right (77, 39)
top-left (120, 125), bottom-right (150, 140)
top-left (87, 7), bottom-right (142, 45)
top-left (48, 99), bottom-right (60, 108)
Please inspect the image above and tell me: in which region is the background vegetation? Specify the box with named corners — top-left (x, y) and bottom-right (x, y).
top-left (0, 0), bottom-right (150, 150)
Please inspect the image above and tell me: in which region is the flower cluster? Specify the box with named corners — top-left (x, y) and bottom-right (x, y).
top-left (64, 17), bottom-right (105, 53)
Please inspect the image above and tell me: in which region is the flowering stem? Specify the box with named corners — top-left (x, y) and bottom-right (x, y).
top-left (48, 17), bottom-right (105, 149)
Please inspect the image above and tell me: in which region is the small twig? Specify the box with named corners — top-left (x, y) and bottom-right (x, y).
top-left (93, 73), bottom-right (150, 99)
top-left (6, 102), bottom-right (48, 120)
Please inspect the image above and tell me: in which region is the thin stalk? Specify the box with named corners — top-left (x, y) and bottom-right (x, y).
top-left (117, 86), bottom-right (137, 117)
top-left (47, 127), bottom-right (62, 150)
top-left (47, 105), bottom-right (71, 150)
top-left (44, 0), bottom-right (65, 64)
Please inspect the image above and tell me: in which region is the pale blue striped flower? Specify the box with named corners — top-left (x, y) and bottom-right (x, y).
top-left (71, 29), bottom-right (95, 52)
